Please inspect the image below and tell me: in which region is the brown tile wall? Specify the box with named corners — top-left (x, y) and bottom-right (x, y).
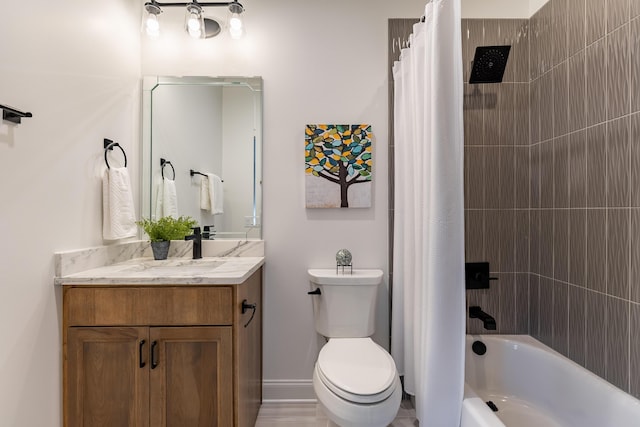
top-left (464, 0), bottom-right (640, 398)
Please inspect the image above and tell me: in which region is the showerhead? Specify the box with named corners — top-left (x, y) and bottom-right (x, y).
top-left (469, 45), bottom-right (511, 84)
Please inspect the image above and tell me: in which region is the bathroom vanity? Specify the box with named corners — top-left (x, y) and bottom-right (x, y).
top-left (55, 242), bottom-right (264, 427)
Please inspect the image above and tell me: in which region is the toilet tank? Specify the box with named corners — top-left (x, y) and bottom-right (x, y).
top-left (308, 269), bottom-right (383, 338)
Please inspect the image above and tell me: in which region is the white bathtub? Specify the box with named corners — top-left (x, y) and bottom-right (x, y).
top-left (461, 335), bottom-right (640, 427)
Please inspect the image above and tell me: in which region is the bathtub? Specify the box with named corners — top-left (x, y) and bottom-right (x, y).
top-left (461, 335), bottom-right (640, 427)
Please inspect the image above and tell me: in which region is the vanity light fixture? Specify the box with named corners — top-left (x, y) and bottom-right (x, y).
top-left (143, 1), bottom-right (162, 38)
top-left (185, 3), bottom-right (205, 38)
top-left (143, 0), bottom-right (245, 40)
top-left (228, 1), bottom-right (244, 39)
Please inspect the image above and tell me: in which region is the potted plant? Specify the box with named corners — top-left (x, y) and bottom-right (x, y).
top-left (136, 215), bottom-right (198, 260)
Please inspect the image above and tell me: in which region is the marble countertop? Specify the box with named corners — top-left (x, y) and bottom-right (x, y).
top-left (55, 256), bottom-right (264, 286)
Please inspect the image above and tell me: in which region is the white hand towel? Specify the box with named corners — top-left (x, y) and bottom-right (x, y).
top-left (102, 167), bottom-right (136, 240)
top-left (154, 178), bottom-right (164, 219)
top-left (162, 178), bottom-right (179, 218)
top-left (200, 175), bottom-right (211, 210)
top-left (208, 173), bottom-right (224, 215)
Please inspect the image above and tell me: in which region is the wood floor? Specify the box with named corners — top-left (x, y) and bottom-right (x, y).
top-left (255, 400), bottom-right (418, 427)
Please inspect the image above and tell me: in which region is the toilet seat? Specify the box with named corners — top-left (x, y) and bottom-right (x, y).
top-left (316, 338), bottom-right (397, 404)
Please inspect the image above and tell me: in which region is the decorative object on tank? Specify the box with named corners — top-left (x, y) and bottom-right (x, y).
top-left (335, 249), bottom-right (353, 274)
top-left (305, 124), bottom-right (372, 208)
top-left (336, 249), bottom-right (353, 266)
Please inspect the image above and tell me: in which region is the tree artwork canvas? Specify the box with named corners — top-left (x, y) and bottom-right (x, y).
top-left (305, 124), bottom-right (372, 208)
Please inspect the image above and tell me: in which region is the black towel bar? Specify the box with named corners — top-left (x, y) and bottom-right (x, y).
top-left (190, 169), bottom-right (224, 182)
top-left (0, 104), bottom-right (32, 124)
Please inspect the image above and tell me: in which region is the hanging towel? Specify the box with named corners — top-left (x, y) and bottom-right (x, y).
top-left (154, 178), bottom-right (164, 219)
top-left (208, 173), bottom-right (224, 215)
top-left (154, 177), bottom-right (179, 218)
top-left (163, 178), bottom-right (178, 217)
top-left (200, 174), bottom-right (211, 210)
top-left (102, 167), bottom-right (136, 240)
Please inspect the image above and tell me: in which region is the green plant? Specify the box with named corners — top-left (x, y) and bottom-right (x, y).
top-left (136, 216), bottom-right (198, 242)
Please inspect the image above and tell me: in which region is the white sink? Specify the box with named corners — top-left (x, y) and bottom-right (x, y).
top-left (128, 258), bottom-right (225, 276)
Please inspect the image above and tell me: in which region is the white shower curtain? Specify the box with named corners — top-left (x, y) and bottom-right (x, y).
top-left (391, 0), bottom-right (465, 425)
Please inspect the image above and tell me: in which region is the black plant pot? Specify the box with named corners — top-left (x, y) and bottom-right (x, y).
top-left (150, 240), bottom-right (170, 260)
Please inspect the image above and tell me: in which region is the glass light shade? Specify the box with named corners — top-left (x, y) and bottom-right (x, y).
top-left (188, 25), bottom-right (202, 38)
top-left (229, 13), bottom-right (242, 30)
top-left (229, 12), bottom-right (244, 39)
top-left (187, 13), bottom-right (201, 31)
top-left (145, 13), bottom-right (160, 38)
top-left (185, 4), bottom-right (204, 39)
top-left (229, 26), bottom-right (244, 39)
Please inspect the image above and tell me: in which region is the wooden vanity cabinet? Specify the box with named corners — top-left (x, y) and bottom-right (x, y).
top-left (63, 268), bottom-right (262, 427)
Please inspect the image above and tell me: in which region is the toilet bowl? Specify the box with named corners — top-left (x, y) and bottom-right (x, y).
top-left (308, 268), bottom-right (401, 427)
top-left (312, 337), bottom-right (402, 427)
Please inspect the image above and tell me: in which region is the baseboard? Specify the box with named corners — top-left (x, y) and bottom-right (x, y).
top-left (262, 379), bottom-right (317, 403)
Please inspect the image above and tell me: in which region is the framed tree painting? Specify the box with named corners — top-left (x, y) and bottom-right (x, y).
top-left (305, 124), bottom-right (372, 208)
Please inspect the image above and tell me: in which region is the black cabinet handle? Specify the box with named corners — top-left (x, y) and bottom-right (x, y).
top-left (139, 340), bottom-right (146, 368)
top-left (241, 299), bottom-right (257, 328)
top-left (151, 341), bottom-right (158, 369)
top-left (307, 288), bottom-right (321, 295)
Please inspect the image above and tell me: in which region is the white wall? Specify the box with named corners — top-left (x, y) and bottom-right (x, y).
top-left (461, 0), bottom-right (549, 18)
top-left (142, 0), bottom-right (426, 399)
top-left (0, 1), bottom-right (140, 425)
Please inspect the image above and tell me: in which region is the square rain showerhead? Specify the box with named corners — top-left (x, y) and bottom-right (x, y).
top-left (469, 45), bottom-right (511, 84)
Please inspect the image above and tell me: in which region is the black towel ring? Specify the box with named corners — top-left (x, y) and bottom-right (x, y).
top-left (161, 158), bottom-right (175, 180)
top-left (104, 139), bottom-right (127, 169)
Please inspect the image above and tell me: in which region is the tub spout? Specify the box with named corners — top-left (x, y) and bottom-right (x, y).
top-left (469, 306), bottom-right (496, 330)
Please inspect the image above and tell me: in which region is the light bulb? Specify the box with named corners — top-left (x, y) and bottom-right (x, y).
top-left (188, 27), bottom-right (202, 38)
top-left (187, 13), bottom-right (201, 31)
top-left (184, 3), bottom-right (204, 39)
top-left (229, 26), bottom-right (244, 40)
top-left (230, 13), bottom-right (242, 30)
top-left (145, 14), bottom-right (160, 38)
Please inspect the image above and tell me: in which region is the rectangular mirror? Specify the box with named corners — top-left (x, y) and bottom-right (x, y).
top-left (141, 76), bottom-right (263, 239)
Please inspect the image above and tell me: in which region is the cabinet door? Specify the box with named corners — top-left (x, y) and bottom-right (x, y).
top-left (66, 327), bottom-right (149, 427)
top-left (149, 327), bottom-right (233, 427)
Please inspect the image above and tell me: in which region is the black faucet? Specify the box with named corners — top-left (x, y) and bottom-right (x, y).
top-left (469, 306), bottom-right (496, 330)
top-left (185, 227), bottom-right (202, 259)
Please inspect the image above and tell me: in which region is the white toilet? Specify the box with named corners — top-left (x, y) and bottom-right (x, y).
top-left (308, 268), bottom-right (402, 427)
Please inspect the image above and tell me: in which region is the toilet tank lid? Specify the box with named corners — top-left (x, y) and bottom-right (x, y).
top-left (308, 269), bottom-right (383, 285)
top-left (317, 338), bottom-right (397, 396)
